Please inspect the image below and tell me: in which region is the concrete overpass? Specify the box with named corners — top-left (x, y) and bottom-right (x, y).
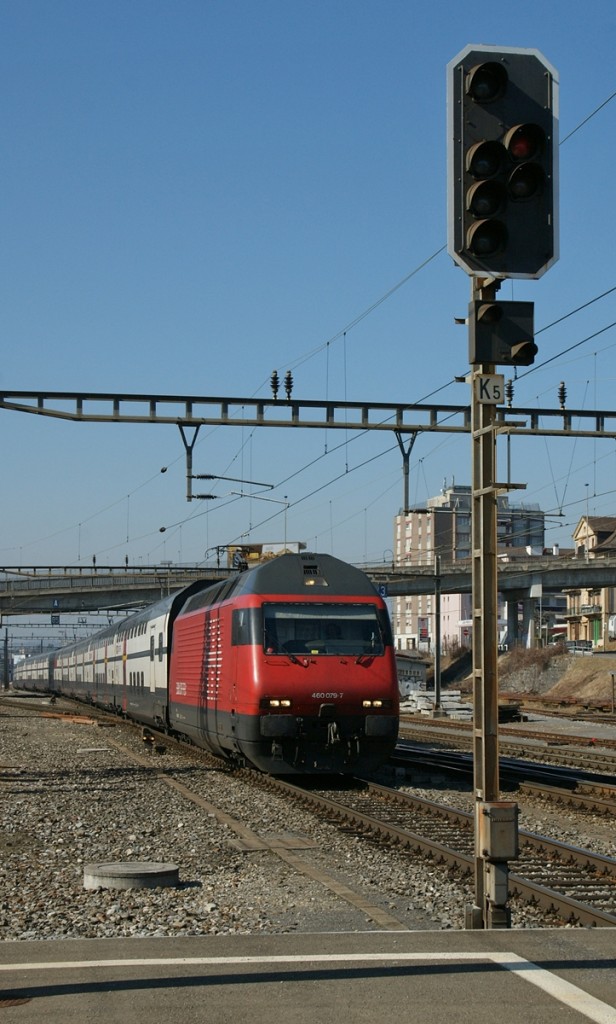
top-left (2, 553), bottom-right (615, 616)
top-left (0, 566), bottom-right (230, 615)
top-left (367, 552), bottom-right (616, 597)
top-left (368, 553), bottom-right (616, 648)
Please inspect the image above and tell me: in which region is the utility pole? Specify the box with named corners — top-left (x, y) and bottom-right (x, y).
top-left (3, 628), bottom-right (9, 690)
top-left (433, 554), bottom-right (443, 714)
top-left (468, 278), bottom-right (518, 928)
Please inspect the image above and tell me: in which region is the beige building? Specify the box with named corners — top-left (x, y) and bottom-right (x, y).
top-left (565, 516), bottom-right (616, 647)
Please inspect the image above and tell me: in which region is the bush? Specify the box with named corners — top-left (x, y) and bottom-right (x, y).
top-left (499, 644), bottom-right (566, 677)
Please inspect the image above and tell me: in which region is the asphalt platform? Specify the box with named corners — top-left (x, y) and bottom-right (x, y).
top-left (1, 928), bottom-right (615, 1024)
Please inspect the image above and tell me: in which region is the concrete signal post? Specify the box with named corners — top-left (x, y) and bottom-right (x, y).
top-left (447, 44), bottom-right (559, 928)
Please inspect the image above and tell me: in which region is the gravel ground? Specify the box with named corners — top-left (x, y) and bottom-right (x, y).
top-left (1, 697), bottom-right (613, 941)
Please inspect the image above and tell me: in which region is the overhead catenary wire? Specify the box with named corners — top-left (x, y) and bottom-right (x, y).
top-left (6, 88), bottom-right (616, 565)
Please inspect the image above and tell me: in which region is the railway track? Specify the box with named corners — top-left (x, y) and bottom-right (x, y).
top-left (400, 718), bottom-right (616, 772)
top-left (259, 775), bottom-right (616, 928)
top-left (107, 725), bottom-right (616, 928)
top-left (6, 694), bottom-right (616, 929)
top-left (393, 740), bottom-right (616, 794)
top-left (518, 781), bottom-right (616, 815)
top-left (400, 710), bottom-right (616, 748)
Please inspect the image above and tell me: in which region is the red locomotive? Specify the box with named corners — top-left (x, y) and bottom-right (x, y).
top-left (14, 552), bottom-right (399, 775)
top-left (168, 551), bottom-right (399, 772)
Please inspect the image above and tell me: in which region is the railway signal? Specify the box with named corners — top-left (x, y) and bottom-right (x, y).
top-left (469, 299), bottom-right (536, 365)
top-left (448, 45), bottom-right (558, 279)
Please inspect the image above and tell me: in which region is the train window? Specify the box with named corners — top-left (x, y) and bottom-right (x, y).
top-left (185, 584), bottom-right (224, 611)
top-left (150, 635), bottom-right (155, 661)
top-left (231, 607), bottom-right (261, 646)
top-left (158, 632), bottom-right (163, 661)
top-left (217, 578), bottom-right (241, 602)
top-left (376, 608), bottom-right (394, 647)
top-left (262, 603), bottom-right (387, 656)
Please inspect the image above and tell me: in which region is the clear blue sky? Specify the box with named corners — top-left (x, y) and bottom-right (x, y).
top-left (2, 0), bottom-right (616, 572)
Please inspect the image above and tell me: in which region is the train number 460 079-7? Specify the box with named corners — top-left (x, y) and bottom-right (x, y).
top-left (311, 692), bottom-right (343, 699)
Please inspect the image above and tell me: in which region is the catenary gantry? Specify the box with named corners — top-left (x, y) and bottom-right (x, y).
top-left (1, 389), bottom-right (616, 437)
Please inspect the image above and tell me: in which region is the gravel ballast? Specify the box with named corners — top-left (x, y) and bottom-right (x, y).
top-left (2, 698), bottom-right (613, 940)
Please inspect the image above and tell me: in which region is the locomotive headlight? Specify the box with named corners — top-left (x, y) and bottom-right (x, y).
top-left (261, 698), bottom-right (292, 709)
top-left (362, 699), bottom-right (389, 709)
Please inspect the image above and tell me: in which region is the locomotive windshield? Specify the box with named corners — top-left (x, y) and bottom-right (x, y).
top-left (263, 602), bottom-right (387, 656)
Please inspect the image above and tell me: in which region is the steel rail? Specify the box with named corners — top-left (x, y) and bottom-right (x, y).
top-left (519, 781), bottom-right (616, 815)
top-left (262, 776), bottom-right (616, 928)
top-left (394, 737), bottom-right (616, 784)
top-left (10, 694), bottom-right (616, 928)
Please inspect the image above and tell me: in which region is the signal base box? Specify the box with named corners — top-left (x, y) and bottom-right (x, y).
top-left (477, 800), bottom-right (519, 860)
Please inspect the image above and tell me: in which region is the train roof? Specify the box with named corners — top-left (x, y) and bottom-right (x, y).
top-left (180, 552), bottom-right (379, 614)
top-left (49, 578), bottom-right (217, 658)
top-left (22, 556), bottom-right (378, 665)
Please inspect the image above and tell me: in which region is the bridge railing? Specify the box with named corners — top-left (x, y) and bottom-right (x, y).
top-left (0, 566), bottom-right (229, 594)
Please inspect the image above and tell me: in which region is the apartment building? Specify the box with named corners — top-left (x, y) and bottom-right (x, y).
top-left (392, 483), bottom-right (545, 650)
top-left (565, 516), bottom-right (616, 647)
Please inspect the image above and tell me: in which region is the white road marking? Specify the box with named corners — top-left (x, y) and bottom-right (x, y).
top-left (1, 950), bottom-right (614, 1023)
top-left (490, 952), bottom-right (616, 1024)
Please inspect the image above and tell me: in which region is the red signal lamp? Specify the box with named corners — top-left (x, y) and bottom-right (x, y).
top-left (506, 123), bottom-right (544, 161)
